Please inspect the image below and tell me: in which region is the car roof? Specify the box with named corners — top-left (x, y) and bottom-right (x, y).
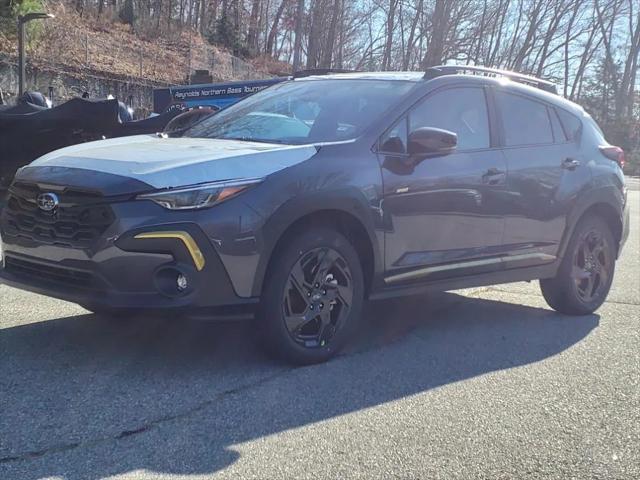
top-left (467, 75), bottom-right (586, 116)
top-left (295, 72), bottom-right (426, 82)
top-left (295, 71), bottom-right (585, 117)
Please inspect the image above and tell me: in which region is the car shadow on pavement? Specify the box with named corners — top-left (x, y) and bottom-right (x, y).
top-left (0, 291), bottom-right (599, 478)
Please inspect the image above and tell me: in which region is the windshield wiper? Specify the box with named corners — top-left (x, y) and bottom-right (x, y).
top-left (221, 136), bottom-right (287, 144)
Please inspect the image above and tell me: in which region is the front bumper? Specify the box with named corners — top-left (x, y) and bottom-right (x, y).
top-left (0, 200), bottom-right (259, 317)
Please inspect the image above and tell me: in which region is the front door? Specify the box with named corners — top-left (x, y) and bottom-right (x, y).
top-left (379, 86), bottom-right (508, 285)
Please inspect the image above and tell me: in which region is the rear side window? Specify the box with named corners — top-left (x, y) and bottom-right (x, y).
top-left (409, 87), bottom-right (490, 150)
top-left (556, 108), bottom-right (583, 142)
top-left (549, 108), bottom-right (567, 142)
top-left (496, 91), bottom-right (553, 146)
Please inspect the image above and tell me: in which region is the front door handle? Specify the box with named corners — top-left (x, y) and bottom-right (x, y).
top-left (482, 167), bottom-right (505, 185)
top-left (562, 158), bottom-right (580, 170)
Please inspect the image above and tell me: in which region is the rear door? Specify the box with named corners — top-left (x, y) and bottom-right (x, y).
top-left (379, 86), bottom-right (509, 284)
top-left (495, 90), bottom-right (590, 265)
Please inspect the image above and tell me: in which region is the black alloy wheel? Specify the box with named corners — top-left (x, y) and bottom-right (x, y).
top-left (260, 227), bottom-right (364, 365)
top-left (282, 247), bottom-right (354, 349)
top-left (540, 215), bottom-right (616, 315)
top-left (571, 229), bottom-right (611, 303)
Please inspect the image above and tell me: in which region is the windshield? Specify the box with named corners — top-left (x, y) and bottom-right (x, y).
top-left (184, 79), bottom-right (415, 145)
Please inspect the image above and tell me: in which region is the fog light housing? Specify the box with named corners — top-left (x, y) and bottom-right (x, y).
top-left (154, 267), bottom-right (194, 297)
top-left (177, 273), bottom-right (188, 292)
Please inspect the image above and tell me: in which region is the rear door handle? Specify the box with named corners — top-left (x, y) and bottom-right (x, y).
top-left (562, 158), bottom-right (580, 170)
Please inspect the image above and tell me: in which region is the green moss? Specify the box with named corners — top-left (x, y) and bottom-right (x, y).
top-left (1, 0), bottom-right (46, 36)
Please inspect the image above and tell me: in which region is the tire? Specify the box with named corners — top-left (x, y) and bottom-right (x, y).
top-left (259, 227), bottom-right (365, 365)
top-left (540, 215), bottom-right (616, 315)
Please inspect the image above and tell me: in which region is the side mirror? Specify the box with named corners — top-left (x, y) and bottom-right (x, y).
top-left (407, 127), bottom-right (457, 157)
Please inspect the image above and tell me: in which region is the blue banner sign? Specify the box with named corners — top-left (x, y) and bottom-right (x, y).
top-left (153, 78), bottom-right (287, 113)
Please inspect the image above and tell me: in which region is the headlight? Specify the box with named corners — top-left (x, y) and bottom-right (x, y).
top-left (137, 178), bottom-right (262, 210)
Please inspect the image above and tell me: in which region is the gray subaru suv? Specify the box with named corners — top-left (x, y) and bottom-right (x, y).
top-left (0, 66), bottom-right (629, 364)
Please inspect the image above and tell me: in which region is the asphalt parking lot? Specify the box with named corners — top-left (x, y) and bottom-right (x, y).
top-left (1, 184), bottom-right (638, 479)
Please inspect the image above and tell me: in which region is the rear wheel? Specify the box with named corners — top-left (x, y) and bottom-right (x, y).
top-left (540, 215), bottom-right (616, 315)
top-left (259, 227), bottom-right (365, 365)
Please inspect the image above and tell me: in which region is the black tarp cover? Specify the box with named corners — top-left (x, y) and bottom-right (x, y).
top-left (0, 98), bottom-right (179, 187)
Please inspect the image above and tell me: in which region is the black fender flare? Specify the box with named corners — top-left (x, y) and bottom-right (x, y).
top-left (557, 184), bottom-right (625, 260)
top-left (250, 187), bottom-right (384, 297)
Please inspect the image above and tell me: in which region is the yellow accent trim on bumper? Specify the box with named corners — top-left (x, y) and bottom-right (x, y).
top-left (134, 231), bottom-right (206, 271)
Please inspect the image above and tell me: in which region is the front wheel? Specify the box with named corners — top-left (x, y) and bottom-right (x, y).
top-left (540, 215), bottom-right (616, 315)
top-left (259, 227), bottom-right (365, 365)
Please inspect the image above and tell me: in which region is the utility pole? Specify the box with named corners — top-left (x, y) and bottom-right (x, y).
top-left (17, 16), bottom-right (25, 96)
top-left (187, 29), bottom-right (192, 83)
top-left (17, 12), bottom-right (54, 97)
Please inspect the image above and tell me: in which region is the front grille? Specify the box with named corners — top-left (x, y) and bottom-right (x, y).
top-left (2, 183), bottom-right (115, 248)
top-left (5, 256), bottom-right (96, 288)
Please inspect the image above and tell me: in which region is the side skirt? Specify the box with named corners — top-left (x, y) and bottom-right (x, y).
top-left (369, 261), bottom-right (559, 301)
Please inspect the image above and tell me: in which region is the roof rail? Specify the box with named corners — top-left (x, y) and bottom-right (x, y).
top-left (293, 68), bottom-right (358, 79)
top-left (424, 65), bottom-right (558, 94)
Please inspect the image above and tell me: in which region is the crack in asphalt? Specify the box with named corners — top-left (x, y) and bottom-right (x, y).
top-left (0, 320), bottom-right (428, 466)
top-left (3, 284), bottom-right (631, 465)
top-left (0, 369), bottom-right (293, 465)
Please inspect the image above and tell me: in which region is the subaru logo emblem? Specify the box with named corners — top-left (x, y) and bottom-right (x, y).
top-left (37, 193), bottom-right (59, 212)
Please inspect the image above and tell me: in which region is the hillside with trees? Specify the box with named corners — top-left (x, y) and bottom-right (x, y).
top-left (0, 1), bottom-right (283, 86)
top-left (0, 0), bottom-right (638, 172)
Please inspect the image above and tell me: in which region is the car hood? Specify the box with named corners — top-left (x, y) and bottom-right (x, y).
top-left (19, 135), bottom-right (318, 192)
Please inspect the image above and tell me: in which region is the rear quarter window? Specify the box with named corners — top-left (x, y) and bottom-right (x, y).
top-left (556, 108), bottom-right (583, 142)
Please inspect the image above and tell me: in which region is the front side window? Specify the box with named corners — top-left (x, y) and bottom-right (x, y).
top-left (380, 117), bottom-right (408, 154)
top-left (184, 79), bottom-right (415, 145)
top-left (496, 91), bottom-right (553, 146)
top-left (408, 87), bottom-right (491, 151)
